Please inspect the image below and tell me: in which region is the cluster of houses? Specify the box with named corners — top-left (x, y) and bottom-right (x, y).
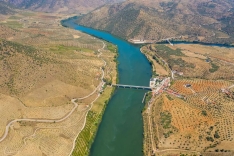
top-left (149, 77), bottom-right (162, 88)
top-left (149, 76), bottom-right (184, 98)
top-left (149, 77), bottom-right (170, 94)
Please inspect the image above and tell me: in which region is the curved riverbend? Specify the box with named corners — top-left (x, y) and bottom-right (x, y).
top-left (62, 19), bottom-right (152, 156)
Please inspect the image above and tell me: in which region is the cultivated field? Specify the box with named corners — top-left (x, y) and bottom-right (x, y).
top-left (143, 44), bottom-right (234, 156)
top-left (0, 11), bottom-right (117, 156)
top-left (144, 44), bottom-right (234, 80)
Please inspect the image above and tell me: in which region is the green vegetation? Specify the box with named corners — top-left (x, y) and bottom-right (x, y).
top-left (103, 78), bottom-right (112, 86)
top-left (155, 45), bottom-right (184, 57)
top-left (209, 126), bottom-right (213, 131)
top-left (72, 87), bottom-right (114, 156)
top-left (2, 21), bottom-right (23, 28)
top-left (163, 130), bottom-right (173, 138)
top-left (19, 12), bottom-right (35, 16)
top-left (168, 58), bottom-right (195, 69)
top-left (209, 62), bottom-right (219, 73)
top-left (1, 40), bottom-right (52, 64)
top-left (201, 110), bottom-right (207, 116)
top-left (166, 94), bottom-right (173, 101)
top-left (206, 136), bottom-right (214, 142)
top-left (160, 111), bottom-right (172, 129)
top-left (72, 110), bottom-right (100, 156)
top-left (214, 130), bottom-right (220, 139)
top-left (106, 42), bottom-right (117, 53)
top-left (152, 55), bottom-right (160, 63)
top-left (50, 45), bottom-right (93, 55)
top-left (154, 45), bottom-right (196, 69)
top-left (144, 92), bottom-right (152, 105)
top-left (8, 16), bottom-right (21, 19)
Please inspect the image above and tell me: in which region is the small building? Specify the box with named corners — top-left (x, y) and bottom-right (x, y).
top-left (150, 78), bottom-right (156, 88)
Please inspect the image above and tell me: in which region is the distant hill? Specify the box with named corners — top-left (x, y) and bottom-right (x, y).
top-left (1, 0), bottom-right (124, 14)
top-left (0, 1), bottom-right (15, 15)
top-left (77, 0), bottom-right (234, 44)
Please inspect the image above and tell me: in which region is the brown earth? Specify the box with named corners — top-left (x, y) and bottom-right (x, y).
top-left (77, 0), bottom-right (234, 44)
top-left (143, 43), bottom-right (234, 156)
top-left (0, 12), bottom-right (117, 156)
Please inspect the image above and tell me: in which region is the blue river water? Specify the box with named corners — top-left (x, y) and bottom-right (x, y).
top-left (61, 17), bottom-right (234, 156)
top-left (62, 19), bottom-right (152, 156)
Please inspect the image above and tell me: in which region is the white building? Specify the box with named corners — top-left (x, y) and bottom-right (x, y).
top-left (150, 78), bottom-right (156, 88)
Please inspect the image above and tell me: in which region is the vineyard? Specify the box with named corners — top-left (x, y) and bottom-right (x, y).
top-left (71, 87), bottom-right (113, 156)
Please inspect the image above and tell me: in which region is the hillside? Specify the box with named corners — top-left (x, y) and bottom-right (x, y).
top-left (0, 12), bottom-right (117, 156)
top-left (0, 1), bottom-right (15, 14)
top-left (77, 0), bottom-right (234, 44)
top-left (1, 0), bottom-right (124, 14)
top-left (141, 43), bottom-right (234, 155)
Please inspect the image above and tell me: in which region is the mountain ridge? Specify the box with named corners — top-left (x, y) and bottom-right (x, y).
top-left (76, 0), bottom-right (234, 44)
top-left (0, 0), bottom-right (124, 13)
top-left (0, 1), bottom-right (15, 14)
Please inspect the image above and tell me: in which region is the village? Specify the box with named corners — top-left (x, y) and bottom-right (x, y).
top-left (149, 76), bottom-right (183, 98)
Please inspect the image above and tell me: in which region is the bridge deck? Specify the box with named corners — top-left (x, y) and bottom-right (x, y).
top-left (112, 84), bottom-right (152, 90)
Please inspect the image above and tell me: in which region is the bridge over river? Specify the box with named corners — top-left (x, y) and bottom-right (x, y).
top-left (112, 84), bottom-right (152, 90)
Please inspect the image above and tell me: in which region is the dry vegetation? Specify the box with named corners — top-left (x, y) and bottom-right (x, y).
top-left (0, 11), bottom-right (117, 156)
top-left (77, 0), bottom-right (234, 44)
top-left (2, 0), bottom-right (123, 14)
top-left (144, 44), bottom-right (234, 80)
top-left (143, 44), bottom-right (234, 156)
top-left (141, 46), bottom-right (169, 77)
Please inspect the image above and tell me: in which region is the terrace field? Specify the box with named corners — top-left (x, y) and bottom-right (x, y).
top-left (142, 44), bottom-right (234, 156)
top-left (0, 12), bottom-right (117, 156)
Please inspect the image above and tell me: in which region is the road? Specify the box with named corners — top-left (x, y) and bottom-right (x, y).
top-left (0, 41), bottom-right (107, 145)
top-left (68, 40), bottom-right (107, 156)
top-left (0, 99), bottom-right (78, 143)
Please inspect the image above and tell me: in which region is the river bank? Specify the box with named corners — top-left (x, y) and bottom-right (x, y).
top-left (61, 19), bottom-right (119, 156)
top-left (62, 18), bottom-right (152, 156)
top-left (140, 42), bottom-right (234, 155)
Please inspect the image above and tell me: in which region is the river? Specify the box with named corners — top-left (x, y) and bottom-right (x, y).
top-left (62, 19), bottom-right (152, 156)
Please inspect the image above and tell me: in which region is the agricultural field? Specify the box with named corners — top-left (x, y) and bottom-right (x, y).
top-left (143, 79), bottom-right (234, 155)
top-left (0, 11), bottom-right (117, 156)
top-left (141, 46), bottom-right (169, 77)
top-left (143, 44), bottom-right (234, 156)
top-left (143, 44), bottom-right (234, 80)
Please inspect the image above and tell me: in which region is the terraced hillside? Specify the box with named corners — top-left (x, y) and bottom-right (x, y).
top-left (0, 12), bottom-right (117, 156)
top-left (77, 0), bottom-right (234, 44)
top-left (142, 44), bottom-right (234, 156)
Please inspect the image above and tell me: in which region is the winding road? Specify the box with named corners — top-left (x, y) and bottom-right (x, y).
top-left (68, 40), bottom-right (106, 156)
top-left (0, 41), bottom-right (107, 145)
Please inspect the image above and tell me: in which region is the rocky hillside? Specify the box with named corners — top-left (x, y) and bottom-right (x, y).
top-left (1, 0), bottom-right (124, 13)
top-left (0, 1), bottom-right (15, 14)
top-left (77, 0), bottom-right (234, 44)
